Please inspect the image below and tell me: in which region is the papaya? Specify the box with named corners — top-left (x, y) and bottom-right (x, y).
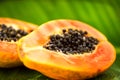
top-left (18, 19), bottom-right (116, 80)
top-left (0, 18), bottom-right (38, 68)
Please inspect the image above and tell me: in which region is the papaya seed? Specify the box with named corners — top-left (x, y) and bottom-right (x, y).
top-left (44, 28), bottom-right (99, 54)
top-left (0, 24), bottom-right (28, 42)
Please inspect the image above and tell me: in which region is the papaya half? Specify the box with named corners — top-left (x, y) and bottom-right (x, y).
top-left (18, 19), bottom-right (116, 80)
top-left (0, 18), bottom-right (38, 68)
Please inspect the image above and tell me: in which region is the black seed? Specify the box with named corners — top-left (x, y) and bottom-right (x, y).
top-left (7, 27), bottom-right (13, 31)
top-left (3, 34), bottom-right (7, 38)
top-left (0, 37), bottom-right (3, 41)
top-left (10, 30), bottom-right (16, 37)
top-left (50, 35), bottom-right (55, 41)
top-left (6, 38), bottom-right (12, 42)
top-left (84, 31), bottom-right (88, 35)
top-left (68, 28), bottom-right (73, 33)
top-left (2, 29), bottom-right (7, 34)
top-left (44, 28), bottom-right (99, 54)
top-left (17, 30), bottom-right (28, 36)
top-left (0, 24), bottom-right (28, 42)
top-left (55, 35), bottom-right (61, 40)
top-left (91, 46), bottom-right (95, 50)
top-left (0, 24), bottom-right (7, 29)
top-left (16, 34), bottom-right (22, 38)
top-left (62, 29), bottom-right (66, 33)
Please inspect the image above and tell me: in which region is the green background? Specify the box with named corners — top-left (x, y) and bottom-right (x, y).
top-left (0, 0), bottom-right (120, 80)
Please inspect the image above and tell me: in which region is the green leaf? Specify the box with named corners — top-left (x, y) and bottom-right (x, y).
top-left (0, 0), bottom-right (120, 80)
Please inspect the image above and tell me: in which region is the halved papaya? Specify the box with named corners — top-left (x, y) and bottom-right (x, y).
top-left (18, 19), bottom-right (116, 80)
top-left (0, 18), bottom-right (38, 68)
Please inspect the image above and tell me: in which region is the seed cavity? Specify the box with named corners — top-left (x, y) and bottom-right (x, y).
top-left (0, 24), bottom-right (28, 42)
top-left (43, 28), bottom-right (99, 54)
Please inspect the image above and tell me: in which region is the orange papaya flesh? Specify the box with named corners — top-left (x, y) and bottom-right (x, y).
top-left (0, 18), bottom-right (38, 68)
top-left (18, 19), bottom-right (116, 80)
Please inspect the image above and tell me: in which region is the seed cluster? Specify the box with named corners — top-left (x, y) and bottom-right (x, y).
top-left (0, 24), bottom-right (28, 42)
top-left (44, 28), bottom-right (99, 54)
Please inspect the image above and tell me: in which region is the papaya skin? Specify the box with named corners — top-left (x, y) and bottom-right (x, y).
top-left (18, 19), bottom-right (116, 80)
top-left (0, 18), bottom-right (38, 68)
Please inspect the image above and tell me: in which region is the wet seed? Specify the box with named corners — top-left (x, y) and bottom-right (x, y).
top-left (0, 24), bottom-right (28, 42)
top-left (62, 29), bottom-right (66, 33)
top-left (1, 24), bottom-right (7, 29)
top-left (44, 28), bottom-right (99, 54)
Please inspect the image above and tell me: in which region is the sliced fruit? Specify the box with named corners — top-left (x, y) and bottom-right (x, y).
top-left (18, 19), bottom-right (116, 80)
top-left (0, 18), bottom-right (38, 68)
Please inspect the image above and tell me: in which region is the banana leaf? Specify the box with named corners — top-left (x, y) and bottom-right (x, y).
top-left (0, 0), bottom-right (120, 80)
